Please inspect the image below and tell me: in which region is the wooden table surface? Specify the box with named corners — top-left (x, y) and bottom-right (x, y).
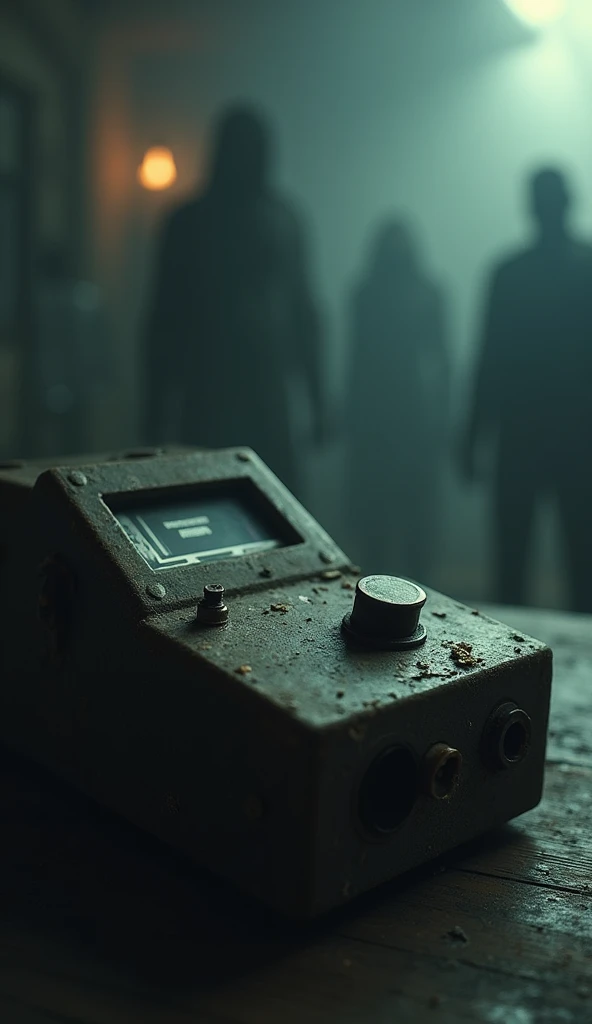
top-left (0, 606), bottom-right (590, 1024)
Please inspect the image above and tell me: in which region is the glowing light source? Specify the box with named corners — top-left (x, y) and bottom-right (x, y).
top-left (503, 0), bottom-right (566, 26)
top-left (138, 147), bottom-right (177, 191)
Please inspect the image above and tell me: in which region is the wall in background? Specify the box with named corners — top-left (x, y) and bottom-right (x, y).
top-left (0, 0), bottom-right (91, 455)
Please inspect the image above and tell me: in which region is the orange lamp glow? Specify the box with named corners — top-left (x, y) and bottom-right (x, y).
top-left (138, 147), bottom-right (177, 191)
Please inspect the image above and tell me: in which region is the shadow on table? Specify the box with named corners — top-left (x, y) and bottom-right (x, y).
top-left (0, 745), bottom-right (538, 993)
top-left (324, 821), bottom-right (539, 933)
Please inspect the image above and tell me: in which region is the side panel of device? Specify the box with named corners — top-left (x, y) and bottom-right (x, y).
top-left (311, 647), bottom-right (552, 915)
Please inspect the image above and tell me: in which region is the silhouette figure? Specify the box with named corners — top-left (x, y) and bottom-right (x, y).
top-left (345, 220), bottom-right (450, 580)
top-left (463, 168), bottom-right (592, 612)
top-left (143, 105), bottom-right (325, 495)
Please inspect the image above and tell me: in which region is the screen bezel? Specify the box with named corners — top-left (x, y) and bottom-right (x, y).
top-left (104, 476), bottom-right (302, 572)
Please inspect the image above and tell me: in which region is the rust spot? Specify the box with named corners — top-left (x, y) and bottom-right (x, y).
top-left (412, 660), bottom-right (455, 680)
top-left (445, 641), bottom-right (480, 669)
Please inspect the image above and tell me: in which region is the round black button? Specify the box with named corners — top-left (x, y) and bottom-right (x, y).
top-left (342, 575), bottom-right (427, 650)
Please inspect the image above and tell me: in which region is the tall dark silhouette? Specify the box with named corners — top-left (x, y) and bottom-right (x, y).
top-left (143, 105), bottom-right (325, 494)
top-left (463, 168), bottom-right (592, 612)
top-left (345, 220), bottom-right (450, 580)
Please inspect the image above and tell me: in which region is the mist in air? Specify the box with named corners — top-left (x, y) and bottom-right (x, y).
top-left (2, 0), bottom-right (592, 610)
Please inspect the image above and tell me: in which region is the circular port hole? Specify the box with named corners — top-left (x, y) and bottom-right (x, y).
top-left (358, 746), bottom-right (418, 835)
top-left (483, 703), bottom-right (532, 769)
top-left (424, 744), bottom-right (462, 800)
top-left (502, 718), bottom-right (530, 763)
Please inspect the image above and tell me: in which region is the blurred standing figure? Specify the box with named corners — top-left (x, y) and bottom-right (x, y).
top-left (345, 221), bottom-right (450, 580)
top-left (463, 168), bottom-right (592, 612)
top-left (33, 247), bottom-right (110, 456)
top-left (143, 104), bottom-right (325, 495)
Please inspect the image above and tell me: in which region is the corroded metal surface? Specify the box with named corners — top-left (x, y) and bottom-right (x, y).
top-left (0, 447), bottom-right (552, 919)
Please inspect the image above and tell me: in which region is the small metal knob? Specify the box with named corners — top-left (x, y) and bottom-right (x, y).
top-left (197, 584), bottom-right (229, 626)
top-left (342, 575), bottom-right (427, 649)
top-left (423, 744), bottom-right (463, 800)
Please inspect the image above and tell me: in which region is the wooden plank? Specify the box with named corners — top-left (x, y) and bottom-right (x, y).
top-left (0, 896), bottom-right (589, 1024)
top-left (0, 761), bottom-right (590, 1023)
top-left (453, 764), bottom-right (592, 892)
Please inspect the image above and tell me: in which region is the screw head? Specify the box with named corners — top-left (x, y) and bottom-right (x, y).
top-left (146, 581), bottom-right (167, 600)
top-left (68, 470), bottom-right (88, 487)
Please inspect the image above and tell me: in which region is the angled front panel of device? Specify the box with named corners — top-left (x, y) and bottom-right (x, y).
top-left (31, 447), bottom-right (349, 617)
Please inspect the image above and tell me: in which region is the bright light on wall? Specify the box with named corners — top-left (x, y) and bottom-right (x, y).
top-left (570, 0), bottom-right (592, 36)
top-left (138, 147), bottom-right (177, 191)
top-left (503, 0), bottom-right (566, 26)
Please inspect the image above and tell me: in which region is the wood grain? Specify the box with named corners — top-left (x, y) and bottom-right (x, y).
top-left (0, 605), bottom-right (590, 1023)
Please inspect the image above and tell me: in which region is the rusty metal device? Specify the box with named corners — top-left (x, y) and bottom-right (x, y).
top-left (0, 447), bottom-right (552, 918)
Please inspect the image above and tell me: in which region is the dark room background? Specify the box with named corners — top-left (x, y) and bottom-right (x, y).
top-left (2, 0), bottom-right (591, 609)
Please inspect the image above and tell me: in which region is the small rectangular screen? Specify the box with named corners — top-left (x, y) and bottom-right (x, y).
top-left (108, 485), bottom-right (295, 571)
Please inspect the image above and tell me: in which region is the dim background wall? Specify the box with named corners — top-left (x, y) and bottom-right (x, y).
top-left (0, 0), bottom-right (91, 454)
